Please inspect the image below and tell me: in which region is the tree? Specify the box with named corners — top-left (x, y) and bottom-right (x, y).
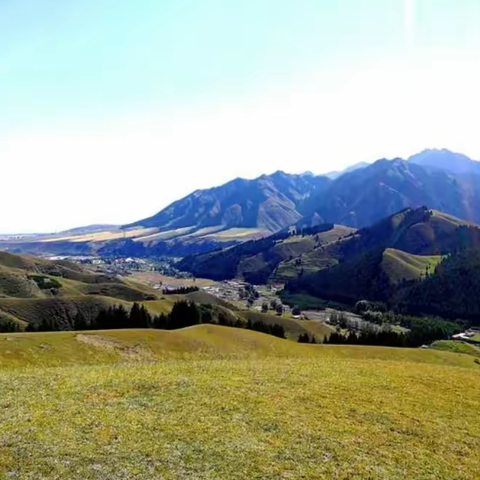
top-left (129, 303), bottom-right (151, 328)
top-left (169, 301), bottom-right (200, 329)
top-left (326, 332), bottom-right (345, 344)
top-left (275, 304), bottom-right (283, 316)
top-left (355, 300), bottom-right (371, 314)
top-left (329, 311), bottom-right (339, 325)
top-left (270, 323), bottom-right (286, 339)
top-left (261, 302), bottom-right (269, 313)
top-left (73, 310), bottom-right (88, 331)
top-left (0, 318), bottom-right (21, 333)
top-left (338, 312), bottom-right (348, 329)
top-left (114, 305), bottom-right (130, 329)
top-left (270, 299), bottom-right (278, 311)
top-left (152, 313), bottom-right (169, 329)
top-left (292, 306), bottom-right (301, 316)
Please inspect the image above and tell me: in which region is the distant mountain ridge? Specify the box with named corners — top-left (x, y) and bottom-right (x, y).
top-left (324, 161), bottom-right (370, 179)
top-left (3, 148), bottom-right (480, 258)
top-left (126, 171), bottom-right (331, 232)
top-left (130, 148), bottom-right (480, 234)
top-left (300, 153), bottom-right (480, 229)
top-left (409, 148), bottom-right (480, 175)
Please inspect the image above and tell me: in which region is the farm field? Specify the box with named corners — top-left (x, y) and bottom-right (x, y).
top-left (0, 325), bottom-right (479, 479)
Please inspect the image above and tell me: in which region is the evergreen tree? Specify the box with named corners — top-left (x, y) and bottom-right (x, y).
top-left (152, 313), bottom-right (169, 329)
top-left (128, 303), bottom-right (151, 328)
top-left (298, 333), bottom-right (310, 343)
top-left (73, 310), bottom-right (88, 331)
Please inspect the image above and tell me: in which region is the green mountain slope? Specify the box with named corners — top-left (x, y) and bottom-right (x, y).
top-left (178, 224), bottom-right (355, 283)
top-left (282, 209), bottom-right (480, 323)
top-left (180, 207), bottom-right (477, 284)
top-left (382, 248), bottom-right (442, 284)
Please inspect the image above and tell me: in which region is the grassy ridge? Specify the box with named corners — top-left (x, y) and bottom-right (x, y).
top-left (0, 325), bottom-right (477, 369)
top-left (239, 311), bottom-right (334, 341)
top-left (0, 296), bottom-right (130, 328)
top-left (0, 326), bottom-right (479, 479)
top-left (431, 340), bottom-right (480, 357)
top-left (382, 248), bottom-right (442, 284)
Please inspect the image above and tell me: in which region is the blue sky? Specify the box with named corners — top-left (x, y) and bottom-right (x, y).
top-left (1, 0), bottom-right (480, 232)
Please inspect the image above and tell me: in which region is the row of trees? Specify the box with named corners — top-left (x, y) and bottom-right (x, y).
top-left (297, 333), bottom-right (318, 344)
top-left (26, 301), bottom-right (287, 339)
top-left (324, 314), bottom-right (462, 348)
top-left (162, 286), bottom-right (199, 295)
top-left (0, 317), bottom-right (22, 333)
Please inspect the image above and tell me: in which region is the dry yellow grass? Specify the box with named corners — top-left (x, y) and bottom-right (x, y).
top-left (44, 228), bottom-right (157, 243)
top-left (129, 272), bottom-right (216, 288)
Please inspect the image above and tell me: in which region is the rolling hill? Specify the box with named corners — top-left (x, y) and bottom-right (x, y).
top-left (0, 252), bottom-right (161, 329)
top-left (0, 251), bottom-right (334, 341)
top-left (0, 325), bottom-right (479, 479)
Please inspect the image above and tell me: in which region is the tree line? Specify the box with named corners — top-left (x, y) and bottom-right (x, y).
top-left (322, 314), bottom-right (462, 348)
top-left (26, 301), bottom-right (286, 339)
top-left (162, 286), bottom-right (199, 295)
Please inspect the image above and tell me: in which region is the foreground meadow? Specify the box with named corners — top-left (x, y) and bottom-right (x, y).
top-left (0, 326), bottom-right (479, 479)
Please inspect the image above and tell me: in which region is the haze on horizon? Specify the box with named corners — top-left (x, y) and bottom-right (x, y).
top-left (1, 0), bottom-right (480, 233)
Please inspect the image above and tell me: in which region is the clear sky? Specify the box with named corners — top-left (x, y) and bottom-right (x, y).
top-left (1, 0), bottom-right (480, 232)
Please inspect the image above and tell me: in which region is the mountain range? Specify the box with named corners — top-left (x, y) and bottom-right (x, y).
top-left (2, 148), bottom-right (480, 257)
top-left (178, 205), bottom-right (480, 323)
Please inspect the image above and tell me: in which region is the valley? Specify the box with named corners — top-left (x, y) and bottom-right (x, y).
top-left (5, 3), bottom-right (480, 477)
top-left (1, 149), bottom-right (480, 479)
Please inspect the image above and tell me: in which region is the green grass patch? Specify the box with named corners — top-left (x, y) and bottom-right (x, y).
top-left (382, 248), bottom-right (442, 284)
top-left (0, 326), bottom-right (479, 478)
top-left (431, 340), bottom-right (480, 357)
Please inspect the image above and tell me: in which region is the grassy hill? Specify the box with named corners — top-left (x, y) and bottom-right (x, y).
top-left (178, 224), bottom-right (355, 283)
top-left (0, 250), bottom-right (334, 341)
top-left (431, 340), bottom-right (480, 358)
top-left (0, 252), bottom-right (162, 329)
top-left (0, 325), bottom-right (479, 478)
top-left (284, 208), bottom-right (480, 312)
top-left (381, 248), bottom-right (442, 284)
